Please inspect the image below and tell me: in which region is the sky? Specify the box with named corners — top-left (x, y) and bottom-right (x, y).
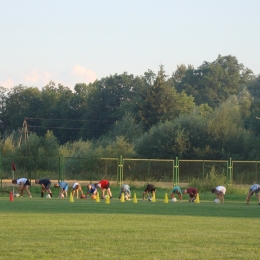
top-left (0, 0), bottom-right (259, 91)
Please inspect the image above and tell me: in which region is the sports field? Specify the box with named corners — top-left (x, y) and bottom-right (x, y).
top-left (0, 187), bottom-right (259, 260)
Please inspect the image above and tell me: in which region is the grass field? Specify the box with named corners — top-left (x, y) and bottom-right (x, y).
top-left (0, 187), bottom-right (259, 260)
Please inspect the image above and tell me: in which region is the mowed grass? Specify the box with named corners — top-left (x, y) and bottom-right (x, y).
top-left (0, 191), bottom-right (260, 260)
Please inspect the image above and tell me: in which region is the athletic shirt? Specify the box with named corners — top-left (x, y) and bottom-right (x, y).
top-left (17, 178), bottom-right (27, 185)
top-left (99, 180), bottom-right (109, 188)
top-left (121, 184), bottom-right (130, 193)
top-left (72, 183), bottom-right (79, 189)
top-left (39, 179), bottom-right (51, 186)
top-left (216, 186), bottom-right (226, 194)
top-left (88, 184), bottom-right (96, 194)
top-left (250, 184), bottom-right (260, 192)
top-left (58, 182), bottom-right (68, 189)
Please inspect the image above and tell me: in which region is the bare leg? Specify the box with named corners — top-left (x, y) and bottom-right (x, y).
top-left (24, 185), bottom-right (32, 197)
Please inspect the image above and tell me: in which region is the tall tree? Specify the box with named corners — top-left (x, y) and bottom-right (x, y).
top-left (175, 55), bottom-right (254, 108)
top-left (135, 65), bottom-right (194, 131)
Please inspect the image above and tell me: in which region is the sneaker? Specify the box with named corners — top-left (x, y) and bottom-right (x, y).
top-left (29, 196), bottom-right (32, 198)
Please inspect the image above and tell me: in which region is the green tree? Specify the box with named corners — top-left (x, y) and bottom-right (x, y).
top-left (135, 65), bottom-right (194, 131)
top-left (175, 55), bottom-right (254, 108)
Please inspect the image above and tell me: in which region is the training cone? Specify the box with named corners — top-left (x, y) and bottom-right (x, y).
top-left (133, 193), bottom-right (138, 203)
top-left (105, 195), bottom-right (110, 204)
top-left (96, 192), bottom-right (100, 202)
top-left (195, 193), bottom-right (200, 203)
top-left (152, 192), bottom-right (156, 202)
top-left (69, 192), bottom-right (74, 202)
top-left (120, 193), bottom-right (125, 202)
top-left (164, 193), bottom-right (169, 203)
top-left (9, 191), bottom-right (14, 202)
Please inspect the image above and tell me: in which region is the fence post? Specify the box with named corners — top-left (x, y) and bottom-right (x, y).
top-left (0, 153), bottom-right (2, 188)
top-left (147, 160), bottom-right (150, 180)
top-left (174, 157), bottom-right (179, 186)
top-left (118, 155), bottom-right (123, 187)
top-left (59, 155), bottom-right (64, 181)
top-left (227, 158), bottom-right (232, 185)
top-left (256, 160), bottom-right (258, 183)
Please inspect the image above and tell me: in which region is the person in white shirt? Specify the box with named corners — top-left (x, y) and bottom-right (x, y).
top-left (246, 184), bottom-right (260, 205)
top-left (211, 186), bottom-right (226, 203)
top-left (12, 178), bottom-right (32, 198)
top-left (71, 183), bottom-right (84, 199)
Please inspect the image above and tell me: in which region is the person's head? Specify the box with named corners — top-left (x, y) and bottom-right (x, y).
top-left (183, 189), bottom-right (187, 194)
top-left (94, 183), bottom-right (101, 188)
top-left (54, 183), bottom-right (60, 188)
top-left (87, 184), bottom-right (92, 189)
top-left (35, 179), bottom-right (39, 184)
top-left (12, 179), bottom-right (17, 184)
top-left (211, 188), bottom-right (217, 193)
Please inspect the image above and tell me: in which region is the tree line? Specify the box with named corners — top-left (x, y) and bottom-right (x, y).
top-left (1, 54), bottom-right (260, 160)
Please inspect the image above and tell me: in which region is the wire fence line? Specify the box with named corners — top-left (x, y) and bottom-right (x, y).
top-left (0, 155), bottom-right (259, 188)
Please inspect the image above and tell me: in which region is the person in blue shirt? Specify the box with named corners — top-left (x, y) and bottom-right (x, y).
top-left (54, 181), bottom-right (69, 197)
top-left (171, 186), bottom-right (182, 202)
top-left (86, 184), bottom-right (97, 198)
top-left (246, 184), bottom-right (260, 204)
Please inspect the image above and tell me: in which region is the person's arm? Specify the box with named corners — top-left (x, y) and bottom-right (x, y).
top-left (41, 184), bottom-right (48, 192)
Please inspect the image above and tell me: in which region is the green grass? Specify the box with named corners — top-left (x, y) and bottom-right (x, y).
top-left (0, 187), bottom-right (260, 260)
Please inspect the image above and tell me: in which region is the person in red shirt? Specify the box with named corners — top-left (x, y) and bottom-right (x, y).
top-left (95, 180), bottom-right (113, 199)
top-left (183, 187), bottom-right (198, 202)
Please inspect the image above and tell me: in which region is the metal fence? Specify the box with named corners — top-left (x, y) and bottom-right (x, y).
top-left (0, 154), bottom-right (259, 188)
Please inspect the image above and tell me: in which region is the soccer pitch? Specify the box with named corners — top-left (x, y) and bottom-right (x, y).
top-left (0, 194), bottom-right (259, 260)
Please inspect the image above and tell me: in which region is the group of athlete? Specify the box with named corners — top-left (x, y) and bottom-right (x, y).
top-left (11, 178), bottom-right (260, 204)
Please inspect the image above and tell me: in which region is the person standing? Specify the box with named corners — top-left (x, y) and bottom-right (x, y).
top-left (246, 184), bottom-right (260, 204)
top-left (35, 179), bottom-right (52, 198)
top-left (12, 178), bottom-right (32, 198)
top-left (95, 180), bottom-right (113, 199)
top-left (183, 187), bottom-right (198, 202)
top-left (211, 186), bottom-right (226, 203)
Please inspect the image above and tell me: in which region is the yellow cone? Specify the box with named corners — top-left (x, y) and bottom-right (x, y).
top-left (120, 193), bottom-right (125, 202)
top-left (195, 193), bottom-right (200, 203)
top-left (70, 192), bottom-right (74, 202)
top-left (133, 193), bottom-right (138, 203)
top-left (164, 193), bottom-right (169, 203)
top-left (105, 195), bottom-right (110, 204)
top-left (96, 192), bottom-right (100, 202)
top-left (152, 192), bottom-right (156, 202)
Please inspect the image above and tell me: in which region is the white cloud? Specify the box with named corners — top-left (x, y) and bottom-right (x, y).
top-left (22, 70), bottom-right (54, 86)
top-left (70, 64), bottom-right (97, 84)
top-left (1, 65), bottom-right (97, 91)
top-left (1, 78), bottom-right (15, 88)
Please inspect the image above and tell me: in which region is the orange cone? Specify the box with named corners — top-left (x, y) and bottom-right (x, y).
top-left (10, 191), bottom-right (14, 202)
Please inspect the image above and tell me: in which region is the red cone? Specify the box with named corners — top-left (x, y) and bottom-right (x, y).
top-left (10, 191), bottom-right (14, 202)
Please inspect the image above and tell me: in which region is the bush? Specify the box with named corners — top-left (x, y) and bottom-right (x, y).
top-left (189, 165), bottom-right (226, 192)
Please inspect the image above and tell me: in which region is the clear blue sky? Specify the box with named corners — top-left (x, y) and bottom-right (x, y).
top-left (1, 0), bottom-right (259, 90)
